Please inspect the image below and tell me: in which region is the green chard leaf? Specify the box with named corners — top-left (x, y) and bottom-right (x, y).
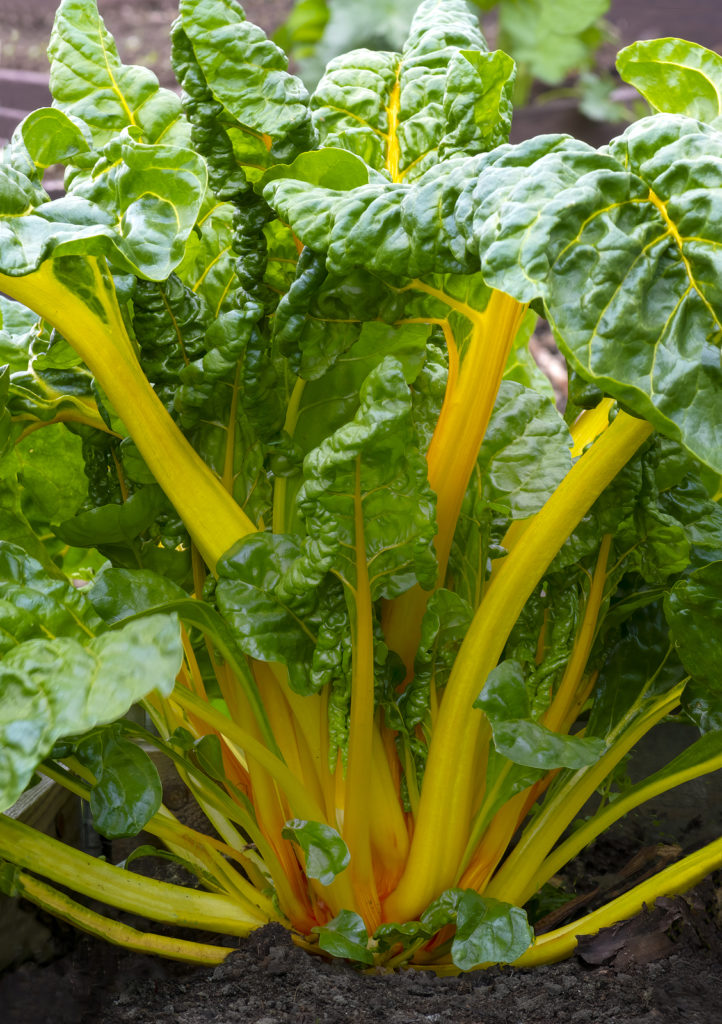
top-left (617, 37), bottom-right (722, 126)
top-left (310, 0), bottom-right (510, 182)
top-left (0, 612), bottom-right (182, 812)
top-left (0, 139), bottom-right (207, 280)
top-left (313, 909), bottom-right (374, 965)
top-left (665, 561), bottom-right (722, 731)
top-left (0, 541), bottom-right (102, 654)
top-left (217, 533), bottom-right (320, 694)
top-left (475, 660), bottom-right (605, 769)
top-left (87, 566), bottom-right (187, 623)
top-left (279, 357), bottom-right (437, 607)
top-left (449, 380), bottom-right (572, 608)
top-left (281, 819), bottom-right (350, 885)
top-left (178, 0), bottom-right (315, 158)
top-left (74, 723), bottom-right (163, 838)
top-left (48, 0), bottom-right (189, 147)
top-left (265, 115), bottom-right (722, 472)
top-left (419, 888), bottom-right (534, 969)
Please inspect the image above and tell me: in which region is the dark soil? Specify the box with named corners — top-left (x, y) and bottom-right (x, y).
top-left (3, 760), bottom-right (722, 1024)
top-left (2, 878), bottom-right (722, 1024)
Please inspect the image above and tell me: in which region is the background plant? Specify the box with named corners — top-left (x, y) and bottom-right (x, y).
top-left (276, 0), bottom-right (633, 121)
top-left (0, 0), bottom-right (721, 973)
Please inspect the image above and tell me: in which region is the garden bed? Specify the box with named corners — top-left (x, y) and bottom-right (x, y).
top-left (3, 723), bottom-right (722, 1023)
top-left (2, 2), bottom-right (722, 1021)
top-left (2, 872), bottom-right (721, 1023)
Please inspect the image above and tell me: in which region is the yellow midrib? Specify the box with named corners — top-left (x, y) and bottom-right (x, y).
top-left (647, 187), bottom-right (722, 331)
top-left (384, 69), bottom-right (402, 183)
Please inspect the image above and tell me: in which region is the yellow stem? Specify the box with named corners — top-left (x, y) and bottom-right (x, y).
top-left (515, 834), bottom-right (722, 967)
top-left (523, 742), bottom-right (722, 905)
top-left (383, 291), bottom-right (526, 671)
top-left (342, 458), bottom-right (381, 931)
top-left (0, 815), bottom-right (269, 934)
top-left (0, 259), bottom-right (256, 569)
top-left (543, 533), bottom-right (612, 733)
top-left (8, 869), bottom-right (234, 964)
top-left (485, 685), bottom-right (684, 906)
top-left (383, 411), bottom-right (654, 923)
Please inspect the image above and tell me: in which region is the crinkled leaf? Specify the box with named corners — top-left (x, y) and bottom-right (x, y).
top-left (281, 819), bottom-right (350, 885)
top-left (439, 50), bottom-right (516, 159)
top-left (475, 380), bottom-right (572, 517)
top-left (475, 660), bottom-right (605, 768)
top-left (0, 541), bottom-right (102, 655)
top-left (266, 116), bottom-right (722, 472)
top-left (617, 38), bottom-right (722, 126)
top-left (175, 194), bottom-right (237, 315)
top-left (0, 613), bottom-right (182, 812)
top-left (312, 909), bottom-right (374, 964)
top-left (48, 0), bottom-right (189, 147)
top-left (310, 0), bottom-right (492, 182)
top-left (280, 357), bottom-right (437, 606)
top-left (665, 561), bottom-right (722, 731)
top-left (0, 138), bottom-right (207, 280)
top-left (482, 117), bottom-right (722, 473)
top-left (217, 534), bottom-right (319, 693)
top-left (13, 424), bottom-right (87, 527)
top-left (178, 0), bottom-right (313, 149)
top-left (75, 724), bottom-right (162, 838)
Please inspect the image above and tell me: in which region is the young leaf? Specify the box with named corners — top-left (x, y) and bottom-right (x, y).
top-left (451, 890), bottom-right (534, 970)
top-left (417, 888), bottom-right (534, 968)
top-left (75, 725), bottom-right (163, 839)
top-left (475, 660), bottom-right (605, 769)
top-left (0, 613), bottom-right (182, 812)
top-left (665, 561), bottom-right (722, 731)
top-left (617, 38), bottom-right (722, 126)
top-left (281, 819), bottom-right (350, 885)
top-left (312, 909), bottom-right (374, 964)
top-left (178, 0), bottom-right (314, 152)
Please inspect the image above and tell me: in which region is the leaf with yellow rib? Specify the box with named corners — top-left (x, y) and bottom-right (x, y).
top-left (178, 0), bottom-right (315, 160)
top-left (311, 0), bottom-right (512, 183)
top-left (48, 0), bottom-right (189, 148)
top-left (278, 357), bottom-right (436, 605)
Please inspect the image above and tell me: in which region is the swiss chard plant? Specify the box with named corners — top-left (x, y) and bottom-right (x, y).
top-left (1, 0), bottom-right (722, 973)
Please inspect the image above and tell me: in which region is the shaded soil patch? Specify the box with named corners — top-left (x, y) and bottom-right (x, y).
top-left (2, 882), bottom-right (722, 1024)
